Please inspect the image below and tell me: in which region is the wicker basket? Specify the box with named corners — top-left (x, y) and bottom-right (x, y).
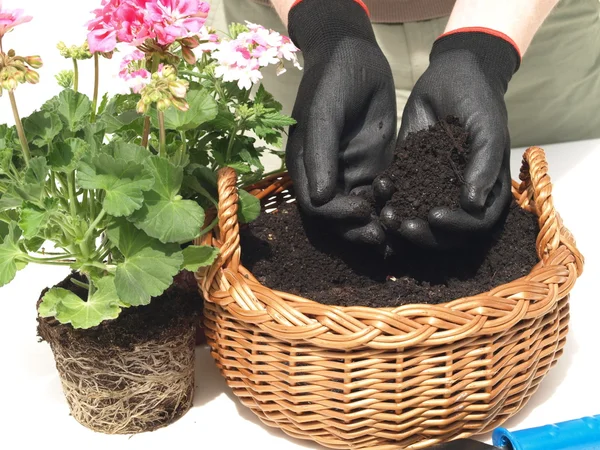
top-left (196, 147), bottom-right (584, 449)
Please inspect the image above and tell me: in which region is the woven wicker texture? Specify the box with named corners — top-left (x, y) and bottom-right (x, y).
top-left (196, 147), bottom-right (584, 449)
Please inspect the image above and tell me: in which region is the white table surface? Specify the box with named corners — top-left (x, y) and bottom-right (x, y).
top-left (1, 140), bottom-right (599, 450)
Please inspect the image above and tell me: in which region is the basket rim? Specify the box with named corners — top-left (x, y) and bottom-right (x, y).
top-left (196, 146), bottom-right (584, 348)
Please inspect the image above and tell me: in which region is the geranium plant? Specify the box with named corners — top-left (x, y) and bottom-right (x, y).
top-left (0, 0), bottom-right (300, 329)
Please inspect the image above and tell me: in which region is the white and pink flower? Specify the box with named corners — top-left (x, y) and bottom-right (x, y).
top-left (210, 22), bottom-right (301, 90)
top-left (118, 49), bottom-right (151, 93)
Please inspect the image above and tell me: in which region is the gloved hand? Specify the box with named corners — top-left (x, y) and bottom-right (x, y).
top-left (374, 29), bottom-right (521, 249)
top-left (286, 0), bottom-right (396, 246)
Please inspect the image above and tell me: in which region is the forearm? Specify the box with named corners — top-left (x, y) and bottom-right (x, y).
top-left (445, 0), bottom-right (560, 54)
top-left (271, 0), bottom-right (296, 26)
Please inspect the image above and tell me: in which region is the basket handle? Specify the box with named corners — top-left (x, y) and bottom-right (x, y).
top-left (518, 146), bottom-right (575, 260)
top-left (210, 167), bottom-right (242, 275)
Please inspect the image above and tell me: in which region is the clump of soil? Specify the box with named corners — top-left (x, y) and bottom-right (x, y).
top-left (239, 118), bottom-right (540, 307)
top-left (37, 270), bottom-right (201, 350)
top-left (380, 116), bottom-right (469, 220)
top-left (36, 271), bottom-right (199, 434)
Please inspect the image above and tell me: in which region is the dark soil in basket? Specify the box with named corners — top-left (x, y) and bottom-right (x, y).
top-left (37, 270), bottom-right (201, 350)
top-left (239, 118), bottom-right (540, 307)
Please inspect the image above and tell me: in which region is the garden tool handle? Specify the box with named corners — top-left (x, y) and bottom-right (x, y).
top-left (492, 415), bottom-right (600, 450)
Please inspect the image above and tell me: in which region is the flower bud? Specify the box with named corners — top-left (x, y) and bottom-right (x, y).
top-left (180, 36), bottom-right (200, 49)
top-left (181, 46), bottom-right (196, 65)
top-left (57, 41), bottom-right (69, 58)
top-left (7, 49), bottom-right (15, 57)
top-left (171, 97), bottom-right (190, 112)
top-left (55, 70), bottom-right (74, 89)
top-left (162, 65), bottom-right (176, 79)
top-left (136, 99), bottom-right (148, 114)
top-left (168, 80), bottom-right (188, 99)
top-left (13, 69), bottom-right (26, 83)
top-left (149, 90), bottom-right (162, 103)
top-left (25, 69), bottom-right (40, 84)
top-left (156, 98), bottom-right (171, 111)
top-left (1, 77), bottom-right (18, 91)
top-left (25, 55), bottom-right (43, 69)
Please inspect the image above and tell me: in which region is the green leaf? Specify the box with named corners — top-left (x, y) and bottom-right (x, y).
top-left (101, 110), bottom-right (142, 134)
top-left (104, 141), bottom-right (151, 164)
top-left (238, 190), bottom-right (261, 223)
top-left (38, 287), bottom-right (62, 318)
top-left (23, 110), bottom-right (63, 147)
top-left (57, 90), bottom-right (92, 132)
top-left (227, 162), bottom-right (252, 174)
top-left (18, 199), bottom-right (58, 239)
top-left (41, 95), bottom-right (61, 114)
top-left (130, 156), bottom-right (204, 243)
top-left (12, 157), bottom-right (48, 205)
top-left (182, 245), bottom-right (219, 272)
top-left (0, 192), bottom-right (22, 212)
top-left (254, 84), bottom-right (283, 111)
top-left (97, 92), bottom-right (110, 115)
top-left (0, 222), bottom-right (25, 287)
top-left (24, 236), bottom-right (45, 253)
top-left (107, 220), bottom-right (183, 306)
top-left (78, 154), bottom-right (154, 216)
top-left (207, 106), bottom-right (236, 130)
top-left (41, 277), bottom-right (122, 329)
top-left (259, 111), bottom-right (296, 128)
top-left (0, 221), bottom-right (8, 242)
top-left (48, 138), bottom-right (89, 173)
top-left (151, 87), bottom-right (218, 131)
top-left (24, 156), bottom-right (48, 186)
top-left (82, 122), bottom-right (105, 155)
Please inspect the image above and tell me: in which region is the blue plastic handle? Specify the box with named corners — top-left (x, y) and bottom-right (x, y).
top-left (492, 415), bottom-right (600, 450)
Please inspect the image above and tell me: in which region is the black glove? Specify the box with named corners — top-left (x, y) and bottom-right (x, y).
top-left (286, 0), bottom-right (396, 246)
top-left (374, 29), bottom-right (521, 249)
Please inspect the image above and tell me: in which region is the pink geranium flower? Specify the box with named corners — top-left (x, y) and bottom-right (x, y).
top-left (148, 0), bottom-right (209, 46)
top-left (0, 1), bottom-right (33, 38)
top-left (86, 0), bottom-right (209, 53)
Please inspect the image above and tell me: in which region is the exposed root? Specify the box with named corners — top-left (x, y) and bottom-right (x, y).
top-left (46, 323), bottom-right (195, 434)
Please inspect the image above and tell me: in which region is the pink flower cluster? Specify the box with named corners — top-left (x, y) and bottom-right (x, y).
top-left (0, 1), bottom-right (32, 39)
top-left (211, 22), bottom-right (301, 90)
top-left (87, 0), bottom-right (209, 53)
top-left (118, 49), bottom-right (151, 93)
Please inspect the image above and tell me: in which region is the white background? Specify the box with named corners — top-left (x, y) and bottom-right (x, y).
top-left (1, 1), bottom-right (600, 449)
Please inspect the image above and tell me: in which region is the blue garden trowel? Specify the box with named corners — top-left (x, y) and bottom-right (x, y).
top-left (429, 415), bottom-right (600, 449)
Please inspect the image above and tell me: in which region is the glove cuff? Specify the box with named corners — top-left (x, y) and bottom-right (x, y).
top-left (432, 27), bottom-right (521, 90)
top-left (288, 0), bottom-right (374, 54)
top-left (291, 0), bottom-right (370, 16)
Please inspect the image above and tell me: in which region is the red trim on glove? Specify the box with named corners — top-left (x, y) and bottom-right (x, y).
top-left (291, 0), bottom-right (370, 17)
top-left (439, 26), bottom-right (522, 59)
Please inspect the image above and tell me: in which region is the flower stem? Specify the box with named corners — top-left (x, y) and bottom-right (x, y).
top-left (90, 53), bottom-right (100, 122)
top-left (198, 214), bottom-right (219, 237)
top-left (8, 90), bottom-right (31, 166)
top-left (67, 172), bottom-right (78, 217)
top-left (142, 54), bottom-right (161, 148)
top-left (82, 208), bottom-right (106, 244)
top-left (71, 278), bottom-right (89, 290)
top-left (225, 123), bottom-right (239, 162)
top-left (72, 58), bottom-right (79, 92)
top-left (158, 111), bottom-right (167, 158)
top-left (177, 131), bottom-right (187, 165)
top-left (26, 253), bottom-right (76, 262)
top-left (87, 274), bottom-right (95, 299)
